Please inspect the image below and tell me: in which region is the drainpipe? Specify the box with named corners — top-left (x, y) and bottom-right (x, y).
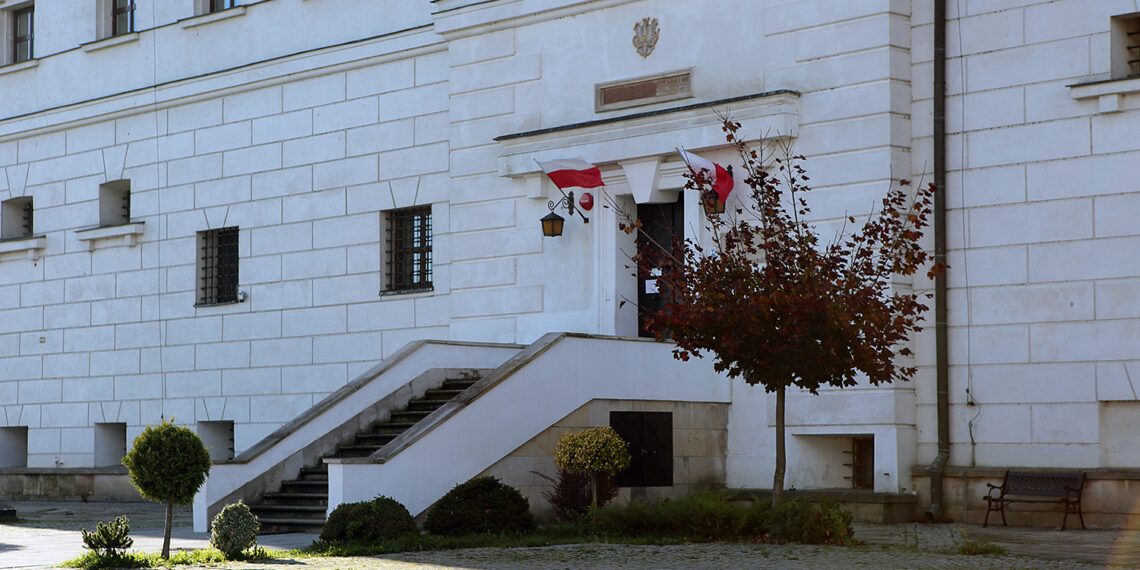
top-left (926, 0), bottom-right (951, 522)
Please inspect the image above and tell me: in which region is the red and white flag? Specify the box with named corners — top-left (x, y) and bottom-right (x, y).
top-left (677, 148), bottom-right (734, 203)
top-left (536, 158), bottom-right (604, 190)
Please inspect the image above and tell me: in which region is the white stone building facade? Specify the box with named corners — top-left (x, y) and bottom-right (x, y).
top-left (0, 0), bottom-right (1138, 525)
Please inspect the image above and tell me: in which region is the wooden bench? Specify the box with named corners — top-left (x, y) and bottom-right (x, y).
top-left (983, 470), bottom-right (1086, 530)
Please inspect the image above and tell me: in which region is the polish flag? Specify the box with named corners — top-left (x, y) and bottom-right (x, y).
top-left (536, 158), bottom-right (605, 189)
top-left (677, 148), bottom-right (734, 203)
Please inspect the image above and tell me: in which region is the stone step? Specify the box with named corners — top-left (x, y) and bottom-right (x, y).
top-left (257, 517), bottom-right (326, 534)
top-left (261, 492), bottom-right (328, 506)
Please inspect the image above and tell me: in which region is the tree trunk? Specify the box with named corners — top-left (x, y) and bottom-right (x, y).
top-left (162, 500), bottom-right (173, 559)
top-left (773, 385), bottom-right (786, 508)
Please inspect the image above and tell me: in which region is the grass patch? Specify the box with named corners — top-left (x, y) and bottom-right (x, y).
top-left (956, 540), bottom-right (1006, 556)
top-left (60, 547), bottom-right (278, 569)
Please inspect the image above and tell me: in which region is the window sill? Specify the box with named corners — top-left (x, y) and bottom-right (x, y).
top-left (1068, 76), bottom-right (1140, 113)
top-left (0, 235), bottom-right (46, 261)
top-left (179, 6), bottom-right (247, 29)
top-left (380, 286), bottom-right (434, 298)
top-left (0, 59), bottom-right (38, 76)
top-left (75, 222), bottom-right (144, 250)
top-left (82, 32), bottom-right (140, 53)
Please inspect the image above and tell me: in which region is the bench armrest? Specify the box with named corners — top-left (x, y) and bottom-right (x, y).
top-left (985, 483), bottom-right (1004, 499)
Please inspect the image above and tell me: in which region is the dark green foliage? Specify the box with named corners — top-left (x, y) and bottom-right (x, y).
top-left (210, 501), bottom-right (261, 558)
top-left (957, 540), bottom-right (1006, 555)
top-left (424, 476), bottom-right (535, 536)
top-left (535, 468), bottom-right (618, 522)
top-left (80, 515), bottom-right (133, 558)
top-left (319, 496), bottom-right (416, 543)
top-left (593, 493), bottom-right (853, 544)
top-left (764, 498), bottom-right (854, 544)
top-left (121, 420), bottom-right (211, 506)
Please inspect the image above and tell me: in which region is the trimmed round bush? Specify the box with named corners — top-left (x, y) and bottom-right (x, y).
top-left (554, 426), bottom-right (631, 476)
top-left (424, 477), bottom-right (535, 536)
top-left (210, 500), bottom-right (260, 558)
top-left (319, 495), bottom-right (416, 543)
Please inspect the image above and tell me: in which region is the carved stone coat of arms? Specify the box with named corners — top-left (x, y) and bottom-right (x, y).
top-left (633, 17), bottom-right (660, 58)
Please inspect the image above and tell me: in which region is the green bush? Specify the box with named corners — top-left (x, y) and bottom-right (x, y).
top-left (319, 496), bottom-right (416, 543)
top-left (80, 515), bottom-right (133, 558)
top-left (424, 477), bottom-right (535, 536)
top-left (594, 491), bottom-right (762, 540)
top-left (210, 501), bottom-right (261, 558)
top-left (764, 498), bottom-right (853, 544)
top-left (593, 493), bottom-right (852, 544)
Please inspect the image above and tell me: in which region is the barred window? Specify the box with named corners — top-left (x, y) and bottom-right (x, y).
top-left (385, 206), bottom-right (432, 293)
top-left (1, 197), bottom-right (33, 240)
top-left (197, 227), bottom-right (239, 305)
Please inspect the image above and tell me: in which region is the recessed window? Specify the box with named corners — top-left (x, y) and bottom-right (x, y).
top-left (12, 4), bottom-right (32, 63)
top-left (0, 426), bottom-right (28, 468)
top-left (99, 180), bottom-right (131, 227)
top-left (384, 206), bottom-right (432, 293)
top-left (94, 423), bottom-right (127, 468)
top-left (209, 0), bottom-right (236, 13)
top-left (111, 0), bottom-right (134, 36)
top-left (1, 197), bottom-right (33, 240)
top-left (1112, 14), bottom-right (1140, 79)
top-left (197, 420), bottom-right (234, 461)
top-left (196, 227), bottom-right (239, 306)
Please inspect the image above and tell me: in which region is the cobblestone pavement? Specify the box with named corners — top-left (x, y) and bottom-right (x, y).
top-left (0, 501), bottom-right (1133, 569)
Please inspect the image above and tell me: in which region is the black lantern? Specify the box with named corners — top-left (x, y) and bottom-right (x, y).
top-left (541, 211), bottom-right (566, 237)
top-left (541, 189), bottom-right (588, 237)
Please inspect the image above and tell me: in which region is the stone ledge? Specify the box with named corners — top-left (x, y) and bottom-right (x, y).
top-left (911, 465), bottom-right (1140, 480)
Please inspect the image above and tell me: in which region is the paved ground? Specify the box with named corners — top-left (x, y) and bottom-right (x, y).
top-left (0, 500), bottom-right (1137, 568)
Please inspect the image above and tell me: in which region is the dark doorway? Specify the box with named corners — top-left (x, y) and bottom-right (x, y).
top-left (636, 199), bottom-right (684, 338)
top-left (610, 411), bottom-right (673, 487)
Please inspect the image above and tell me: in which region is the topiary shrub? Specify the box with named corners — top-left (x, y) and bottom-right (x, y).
top-left (122, 419), bottom-right (211, 559)
top-left (81, 515), bottom-right (133, 558)
top-left (210, 501), bottom-right (260, 558)
top-left (424, 477), bottom-right (535, 536)
top-left (319, 496), bottom-right (416, 543)
top-left (553, 426), bottom-right (631, 508)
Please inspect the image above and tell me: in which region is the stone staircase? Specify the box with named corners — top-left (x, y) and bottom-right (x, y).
top-left (248, 372), bottom-right (483, 533)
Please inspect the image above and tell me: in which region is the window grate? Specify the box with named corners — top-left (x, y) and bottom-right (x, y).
top-left (21, 199), bottom-right (32, 236)
top-left (13, 6), bottom-right (33, 63)
top-left (198, 227), bottom-right (239, 305)
top-left (112, 0), bottom-right (134, 36)
top-left (386, 206), bottom-right (432, 292)
top-left (121, 189), bottom-right (130, 222)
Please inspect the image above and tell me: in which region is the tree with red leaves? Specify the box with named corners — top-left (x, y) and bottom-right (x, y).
top-left (626, 120), bottom-right (941, 507)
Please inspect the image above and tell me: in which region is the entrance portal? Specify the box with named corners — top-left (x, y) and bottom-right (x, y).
top-left (636, 199), bottom-right (684, 338)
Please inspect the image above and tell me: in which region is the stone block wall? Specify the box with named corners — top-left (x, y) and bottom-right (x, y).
top-left (478, 398), bottom-right (729, 522)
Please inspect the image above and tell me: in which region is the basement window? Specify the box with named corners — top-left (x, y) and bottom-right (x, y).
top-left (94, 423), bottom-right (127, 467)
top-left (0, 426), bottom-right (28, 468)
top-left (196, 227), bottom-right (239, 306)
top-left (1, 196), bottom-right (33, 239)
